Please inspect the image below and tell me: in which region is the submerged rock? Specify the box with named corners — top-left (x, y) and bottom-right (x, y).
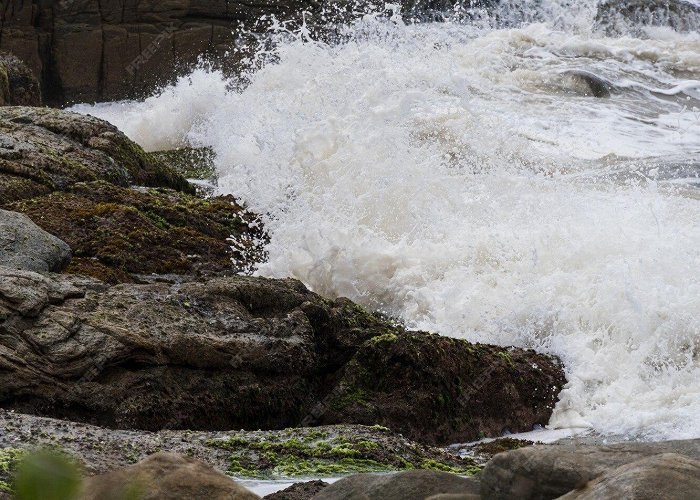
top-left (479, 437), bottom-right (700, 499)
top-left (559, 452), bottom-right (700, 500)
top-left (0, 266), bottom-right (564, 445)
top-left (0, 107), bottom-right (192, 204)
top-left (81, 452), bottom-right (260, 500)
top-left (0, 209), bottom-right (71, 272)
top-left (313, 470), bottom-right (480, 500)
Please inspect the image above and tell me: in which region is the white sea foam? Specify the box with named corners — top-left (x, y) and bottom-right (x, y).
top-left (72, 1), bottom-right (700, 440)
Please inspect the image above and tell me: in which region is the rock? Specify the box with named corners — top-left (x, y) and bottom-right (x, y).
top-left (151, 147), bottom-right (218, 196)
top-left (0, 411), bottom-right (476, 481)
top-left (313, 470), bottom-right (480, 500)
top-left (80, 452), bottom-right (260, 500)
top-left (0, 266), bottom-right (564, 445)
top-left (0, 209), bottom-right (71, 272)
top-left (562, 71), bottom-right (612, 98)
top-left (6, 180), bottom-right (265, 282)
top-left (206, 425), bottom-right (477, 478)
top-left (595, 0), bottom-right (700, 35)
top-left (559, 453), bottom-right (700, 500)
top-left (479, 438), bottom-right (700, 500)
top-left (263, 481), bottom-right (328, 500)
top-left (0, 52), bottom-right (41, 106)
top-left (0, 107), bottom-right (193, 204)
top-left (314, 332), bottom-right (564, 445)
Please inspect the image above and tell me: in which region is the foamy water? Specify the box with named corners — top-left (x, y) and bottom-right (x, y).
top-left (72, 1), bottom-right (700, 441)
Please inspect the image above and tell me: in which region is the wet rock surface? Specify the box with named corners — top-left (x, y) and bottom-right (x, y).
top-left (0, 107), bottom-right (192, 204)
top-left (0, 266), bottom-right (564, 445)
top-left (0, 209), bottom-right (71, 272)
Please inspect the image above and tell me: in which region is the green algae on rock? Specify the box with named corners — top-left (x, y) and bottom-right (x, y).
top-left (6, 180), bottom-right (266, 281)
top-left (0, 448), bottom-right (24, 494)
top-left (205, 425), bottom-right (479, 479)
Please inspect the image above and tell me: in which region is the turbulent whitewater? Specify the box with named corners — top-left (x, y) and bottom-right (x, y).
top-left (73, 1), bottom-right (700, 441)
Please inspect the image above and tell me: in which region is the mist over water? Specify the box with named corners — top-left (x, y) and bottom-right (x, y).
top-left (73, 0), bottom-right (700, 440)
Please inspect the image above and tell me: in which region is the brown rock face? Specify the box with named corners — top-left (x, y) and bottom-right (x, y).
top-left (0, 266), bottom-right (565, 445)
top-left (80, 452), bottom-right (260, 500)
top-left (0, 0), bottom-right (376, 105)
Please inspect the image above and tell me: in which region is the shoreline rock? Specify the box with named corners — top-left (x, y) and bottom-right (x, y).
top-left (0, 265), bottom-right (565, 446)
top-left (0, 209), bottom-right (71, 272)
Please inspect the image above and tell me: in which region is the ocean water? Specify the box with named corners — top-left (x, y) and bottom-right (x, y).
top-left (72, 1), bottom-right (700, 441)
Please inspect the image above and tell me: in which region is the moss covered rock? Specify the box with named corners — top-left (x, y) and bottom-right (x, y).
top-left (6, 181), bottom-right (265, 281)
top-left (206, 425), bottom-right (479, 479)
top-left (0, 107), bottom-right (193, 204)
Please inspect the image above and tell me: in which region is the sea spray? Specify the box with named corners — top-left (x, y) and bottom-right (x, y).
top-left (72, 1), bottom-right (700, 440)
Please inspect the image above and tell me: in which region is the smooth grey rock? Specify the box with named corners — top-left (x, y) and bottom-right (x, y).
top-left (312, 470), bottom-right (480, 500)
top-left (0, 209), bottom-right (71, 272)
top-left (480, 438), bottom-right (700, 500)
top-left (559, 453), bottom-right (700, 500)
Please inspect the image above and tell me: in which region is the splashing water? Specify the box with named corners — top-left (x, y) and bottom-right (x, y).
top-left (72, 1), bottom-right (700, 440)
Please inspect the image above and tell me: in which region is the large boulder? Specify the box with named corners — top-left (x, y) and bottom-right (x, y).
top-left (313, 470), bottom-right (480, 500)
top-left (480, 438), bottom-right (700, 500)
top-left (0, 209), bottom-right (71, 272)
top-left (560, 453), bottom-right (700, 500)
top-left (0, 266), bottom-right (565, 445)
top-left (0, 107), bottom-right (192, 204)
top-left (0, 52), bottom-right (41, 106)
top-left (595, 0), bottom-right (700, 35)
top-left (80, 452), bottom-right (260, 500)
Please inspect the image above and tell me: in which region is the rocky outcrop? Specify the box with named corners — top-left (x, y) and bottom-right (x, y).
top-left (479, 438), bottom-right (700, 499)
top-left (0, 107), bottom-right (192, 204)
top-left (6, 180), bottom-right (265, 282)
top-left (595, 0), bottom-right (700, 35)
top-left (0, 52), bottom-right (42, 106)
top-left (313, 470), bottom-right (480, 500)
top-left (0, 266), bottom-right (565, 445)
top-left (0, 209), bottom-right (70, 272)
top-left (81, 452), bottom-right (260, 500)
top-left (0, 107), bottom-right (265, 282)
top-left (0, 410), bottom-right (478, 483)
top-left (560, 453), bottom-right (700, 500)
